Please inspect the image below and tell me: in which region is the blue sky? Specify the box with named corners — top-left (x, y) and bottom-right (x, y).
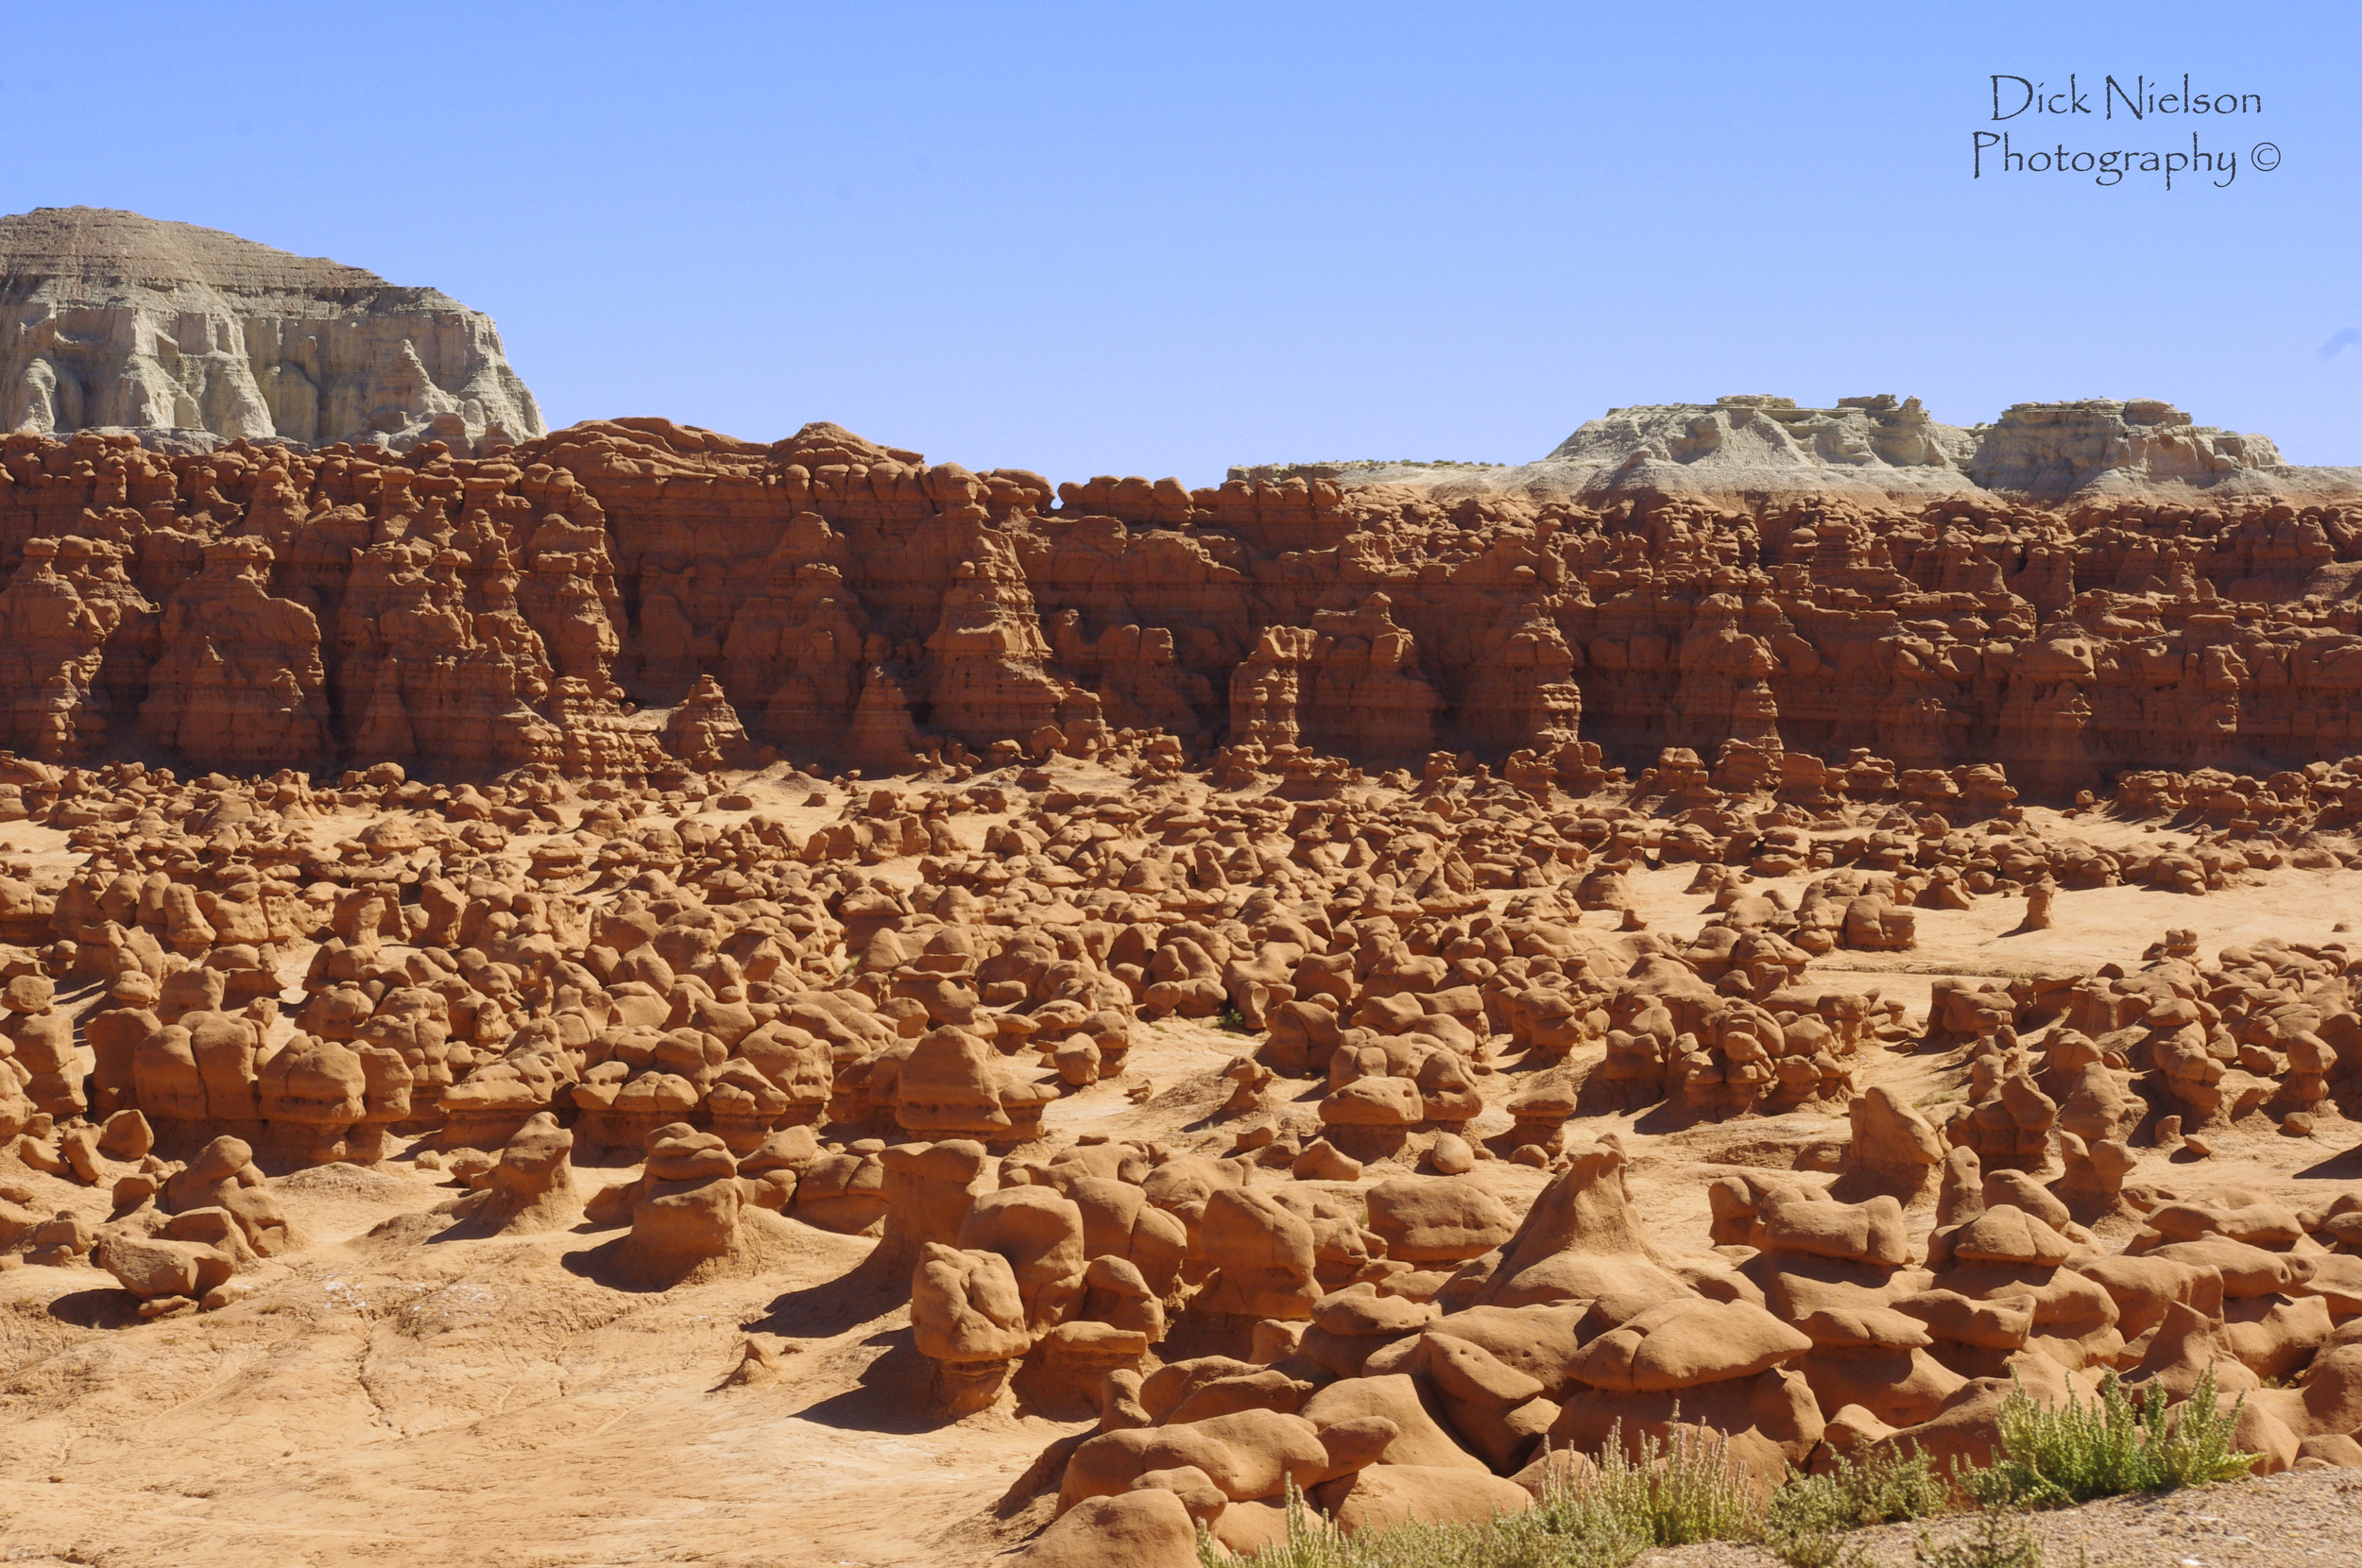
top-left (9, 2), bottom-right (2355, 483)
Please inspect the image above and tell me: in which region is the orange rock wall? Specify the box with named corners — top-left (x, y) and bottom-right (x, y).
top-left (6, 418), bottom-right (2362, 793)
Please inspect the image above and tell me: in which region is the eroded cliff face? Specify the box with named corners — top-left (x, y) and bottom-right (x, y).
top-left (1253, 394), bottom-right (2313, 507)
top-left (0, 208), bottom-right (543, 454)
top-left (1966, 399), bottom-right (2285, 496)
top-left (3, 413), bottom-right (2362, 794)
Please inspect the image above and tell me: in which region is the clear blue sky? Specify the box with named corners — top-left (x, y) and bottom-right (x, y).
top-left (9, 2), bottom-right (2355, 485)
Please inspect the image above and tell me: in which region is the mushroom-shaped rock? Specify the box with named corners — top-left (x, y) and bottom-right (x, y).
top-left (794, 1145), bottom-right (889, 1235)
top-left (1759, 1189), bottom-right (1912, 1269)
top-left (1566, 1298), bottom-right (1813, 1392)
top-left (1059, 1406), bottom-right (1329, 1510)
top-left (1310, 1464), bottom-right (1534, 1538)
top-left (1946, 1205), bottom-right (2072, 1268)
top-left (1319, 1074), bottom-right (1423, 1128)
top-left (93, 1229), bottom-right (235, 1304)
top-left (256, 1035), bottom-right (368, 1165)
top-left (1195, 1187), bottom-right (1320, 1321)
top-left (162, 1135), bottom-right (294, 1256)
top-left (621, 1123), bottom-right (743, 1281)
top-left (1027, 1319), bottom-right (1155, 1418)
top-left (957, 1185), bottom-right (1087, 1331)
top-left (1504, 1073), bottom-right (1578, 1151)
top-left (438, 1056), bottom-right (558, 1150)
top-left (1364, 1176), bottom-right (1515, 1265)
top-left (913, 1241), bottom-right (1034, 1415)
top-left (1009, 1490), bottom-right (1201, 1568)
top-left (736, 1124), bottom-right (818, 1212)
top-left (442, 1112), bottom-right (579, 1235)
top-left (895, 1027), bottom-right (1016, 1141)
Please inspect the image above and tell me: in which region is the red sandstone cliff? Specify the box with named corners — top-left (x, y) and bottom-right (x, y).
top-left (5, 416), bottom-right (2362, 794)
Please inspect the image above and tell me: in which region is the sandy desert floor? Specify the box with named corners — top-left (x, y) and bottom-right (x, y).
top-left (0, 766), bottom-right (2356, 1568)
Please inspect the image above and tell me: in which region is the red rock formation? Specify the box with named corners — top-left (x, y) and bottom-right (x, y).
top-left (0, 420), bottom-right (2359, 789)
top-left (1457, 604), bottom-right (1583, 757)
top-left (661, 675), bottom-right (759, 770)
top-left (138, 537), bottom-right (327, 768)
top-left (923, 524), bottom-right (1102, 753)
top-left (0, 537), bottom-right (111, 758)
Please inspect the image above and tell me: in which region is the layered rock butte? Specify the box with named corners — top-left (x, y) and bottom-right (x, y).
top-left (1, 207), bottom-right (543, 453)
top-left (7, 368), bottom-right (2362, 1564)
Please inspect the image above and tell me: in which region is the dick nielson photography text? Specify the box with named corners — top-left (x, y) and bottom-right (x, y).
top-left (1973, 73), bottom-right (2276, 189)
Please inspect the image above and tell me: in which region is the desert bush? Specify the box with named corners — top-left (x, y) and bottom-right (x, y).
top-left (1532, 1423), bottom-right (1761, 1547)
top-left (1966, 1367), bottom-right (2255, 1508)
top-left (1762, 1446), bottom-right (1950, 1567)
top-left (1207, 1422), bottom-right (1762, 1568)
top-left (1913, 1508), bottom-right (2047, 1568)
top-left (1199, 1476), bottom-right (1639, 1568)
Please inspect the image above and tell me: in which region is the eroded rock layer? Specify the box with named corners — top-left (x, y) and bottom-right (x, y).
top-left (2, 416), bottom-right (2362, 793)
top-left (1, 207), bottom-right (544, 453)
top-left (1241, 394), bottom-right (2334, 505)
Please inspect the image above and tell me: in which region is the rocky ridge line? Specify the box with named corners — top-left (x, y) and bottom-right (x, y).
top-left (3, 415), bottom-right (2362, 797)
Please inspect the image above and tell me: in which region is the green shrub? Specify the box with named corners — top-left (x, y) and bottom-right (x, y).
top-left (1763, 1447), bottom-right (1949, 1567)
top-left (1200, 1476), bottom-right (1640, 1568)
top-left (1531, 1423), bottom-right (1761, 1547)
top-left (1207, 1423), bottom-right (1762, 1568)
top-left (1913, 1508), bottom-right (2047, 1568)
top-left (1762, 1520), bottom-right (1870, 1568)
top-left (1772, 1445), bottom-right (1950, 1531)
top-left (1967, 1367), bottom-right (2256, 1508)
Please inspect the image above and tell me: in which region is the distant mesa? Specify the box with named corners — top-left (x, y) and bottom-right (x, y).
top-left (0, 207), bottom-right (543, 455)
top-left (1240, 393), bottom-right (2326, 503)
